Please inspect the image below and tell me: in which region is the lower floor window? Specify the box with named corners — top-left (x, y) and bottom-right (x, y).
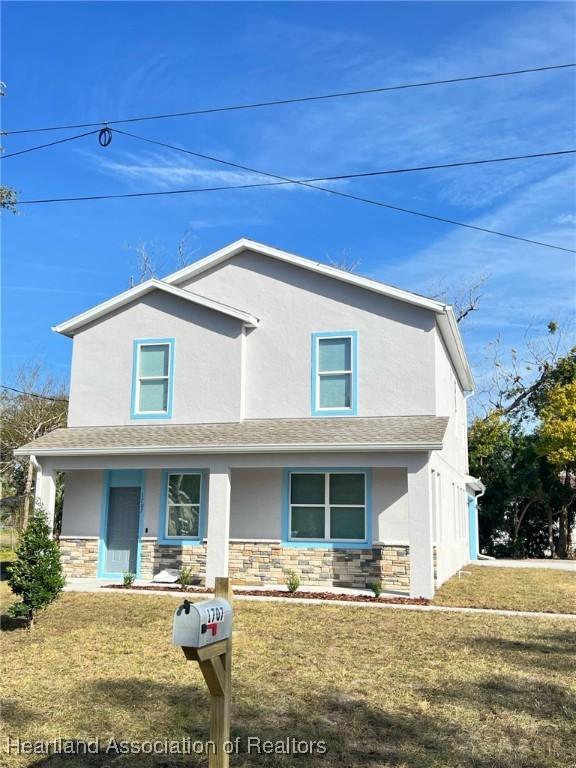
top-left (289, 471), bottom-right (366, 542)
top-left (166, 472), bottom-right (201, 538)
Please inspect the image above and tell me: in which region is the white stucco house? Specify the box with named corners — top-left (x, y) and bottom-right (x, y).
top-left (16, 238), bottom-right (482, 598)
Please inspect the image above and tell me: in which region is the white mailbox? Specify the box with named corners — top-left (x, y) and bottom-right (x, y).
top-left (172, 598), bottom-right (232, 649)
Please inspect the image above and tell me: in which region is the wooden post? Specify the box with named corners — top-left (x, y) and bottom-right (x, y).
top-left (179, 578), bottom-right (233, 767)
top-left (209, 576), bottom-right (232, 768)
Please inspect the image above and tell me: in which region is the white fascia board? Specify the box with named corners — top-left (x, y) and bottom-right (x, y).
top-left (163, 238), bottom-right (446, 313)
top-left (14, 442), bottom-right (444, 457)
top-left (52, 278), bottom-right (259, 337)
top-left (436, 308), bottom-right (475, 392)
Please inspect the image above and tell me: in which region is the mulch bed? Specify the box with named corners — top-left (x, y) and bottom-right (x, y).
top-left (104, 583), bottom-right (430, 605)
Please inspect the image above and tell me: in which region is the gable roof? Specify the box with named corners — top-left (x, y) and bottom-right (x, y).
top-left (163, 238), bottom-right (474, 391)
top-left (53, 278), bottom-right (259, 337)
top-left (15, 415), bottom-right (449, 456)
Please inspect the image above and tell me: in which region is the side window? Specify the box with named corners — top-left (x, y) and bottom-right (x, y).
top-left (131, 339), bottom-right (174, 419)
top-left (312, 332), bottom-right (358, 416)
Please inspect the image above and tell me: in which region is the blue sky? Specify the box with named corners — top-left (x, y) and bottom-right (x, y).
top-left (2, 1), bottom-right (575, 410)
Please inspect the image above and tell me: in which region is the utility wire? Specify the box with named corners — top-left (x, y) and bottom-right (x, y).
top-left (20, 126), bottom-right (570, 253)
top-left (0, 129), bottom-right (100, 159)
top-left (14, 145), bottom-right (575, 201)
top-left (3, 62), bottom-right (575, 136)
top-left (1, 386), bottom-right (69, 402)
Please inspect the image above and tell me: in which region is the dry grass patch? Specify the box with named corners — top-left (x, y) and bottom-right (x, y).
top-left (433, 565), bottom-right (576, 614)
top-left (1, 584), bottom-right (575, 768)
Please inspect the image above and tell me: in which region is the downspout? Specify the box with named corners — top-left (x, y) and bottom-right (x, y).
top-left (472, 484), bottom-right (495, 560)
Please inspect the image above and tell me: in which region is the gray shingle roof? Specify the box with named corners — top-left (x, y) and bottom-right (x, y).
top-left (15, 416), bottom-right (448, 456)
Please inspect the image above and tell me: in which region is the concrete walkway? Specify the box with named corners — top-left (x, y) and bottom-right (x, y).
top-left (475, 558), bottom-right (576, 572)
top-left (62, 578), bottom-right (576, 620)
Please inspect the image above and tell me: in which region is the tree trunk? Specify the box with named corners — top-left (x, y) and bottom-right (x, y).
top-left (548, 508), bottom-right (555, 558)
top-left (27, 609), bottom-right (34, 630)
top-left (21, 458), bottom-right (34, 530)
top-left (556, 507), bottom-right (568, 559)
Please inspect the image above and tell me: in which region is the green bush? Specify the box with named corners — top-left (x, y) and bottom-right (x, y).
top-left (122, 572), bottom-right (136, 587)
top-left (370, 580), bottom-right (382, 598)
top-left (285, 569), bottom-right (300, 593)
top-left (179, 566), bottom-right (194, 590)
top-left (7, 507), bottom-right (65, 627)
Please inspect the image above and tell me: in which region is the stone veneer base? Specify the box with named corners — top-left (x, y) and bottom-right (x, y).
top-left (60, 538), bottom-right (410, 590)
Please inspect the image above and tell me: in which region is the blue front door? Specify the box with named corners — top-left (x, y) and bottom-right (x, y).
top-left (105, 486), bottom-right (141, 574)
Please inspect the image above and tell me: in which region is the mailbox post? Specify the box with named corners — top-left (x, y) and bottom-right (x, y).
top-left (172, 577), bottom-right (233, 768)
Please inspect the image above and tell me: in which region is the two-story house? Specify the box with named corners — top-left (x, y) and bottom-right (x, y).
top-left (16, 238), bottom-right (480, 598)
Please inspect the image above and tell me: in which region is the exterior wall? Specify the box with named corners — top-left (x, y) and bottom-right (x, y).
top-left (180, 250), bottom-right (436, 420)
top-left (67, 291), bottom-right (243, 427)
top-left (58, 462), bottom-right (412, 590)
top-left (59, 537), bottom-right (99, 577)
top-left (430, 330), bottom-right (471, 585)
top-left (59, 538), bottom-right (409, 590)
top-left (61, 470), bottom-right (102, 536)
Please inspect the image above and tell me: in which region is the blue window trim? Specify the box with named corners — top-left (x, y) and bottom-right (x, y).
top-left (157, 469), bottom-right (208, 546)
top-left (97, 469), bottom-right (145, 579)
top-left (311, 331), bottom-right (358, 417)
top-left (130, 338), bottom-right (175, 420)
top-left (281, 468), bottom-right (372, 549)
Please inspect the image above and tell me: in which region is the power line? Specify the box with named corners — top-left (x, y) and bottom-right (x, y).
top-left (1, 386), bottom-right (69, 402)
top-left (0, 129), bottom-right (100, 159)
top-left (4, 63), bottom-right (575, 136)
top-left (19, 127), bottom-right (572, 253)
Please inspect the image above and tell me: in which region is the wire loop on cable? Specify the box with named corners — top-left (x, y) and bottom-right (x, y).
top-left (98, 127), bottom-right (112, 147)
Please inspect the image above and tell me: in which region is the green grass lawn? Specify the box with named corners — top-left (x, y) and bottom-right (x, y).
top-left (1, 584), bottom-right (575, 768)
top-left (433, 565), bottom-right (576, 614)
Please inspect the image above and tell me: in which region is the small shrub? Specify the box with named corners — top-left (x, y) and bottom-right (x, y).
top-left (7, 507), bottom-right (65, 628)
top-left (179, 566), bottom-right (194, 590)
top-left (285, 569), bottom-right (300, 593)
top-left (370, 580), bottom-right (382, 598)
top-left (122, 572), bottom-right (136, 587)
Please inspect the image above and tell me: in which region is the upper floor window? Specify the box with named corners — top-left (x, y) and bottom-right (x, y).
top-left (311, 331), bottom-right (358, 416)
top-left (131, 338), bottom-right (174, 419)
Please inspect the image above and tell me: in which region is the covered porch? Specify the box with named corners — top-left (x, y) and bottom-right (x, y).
top-left (17, 416), bottom-right (448, 599)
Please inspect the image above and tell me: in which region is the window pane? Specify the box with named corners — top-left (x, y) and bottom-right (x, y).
top-left (318, 337), bottom-right (351, 372)
top-left (168, 505), bottom-right (199, 537)
top-left (319, 374), bottom-right (351, 408)
top-left (330, 473), bottom-right (365, 505)
top-left (169, 474), bottom-right (201, 505)
top-left (139, 344), bottom-right (169, 377)
top-left (290, 473), bottom-right (325, 504)
top-left (330, 507), bottom-right (365, 540)
top-left (291, 506), bottom-right (325, 539)
top-left (139, 379), bottom-right (168, 412)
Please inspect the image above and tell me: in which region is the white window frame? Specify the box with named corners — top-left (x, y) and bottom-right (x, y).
top-left (165, 471), bottom-right (203, 540)
top-left (288, 471), bottom-right (367, 543)
top-left (315, 334), bottom-right (354, 413)
top-left (135, 341), bottom-right (172, 415)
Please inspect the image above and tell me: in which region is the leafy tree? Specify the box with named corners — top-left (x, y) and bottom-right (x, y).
top-left (471, 344), bottom-right (576, 559)
top-left (7, 506), bottom-right (65, 627)
top-left (1, 185), bottom-right (18, 212)
top-left (1, 365), bottom-right (68, 529)
top-left (536, 381), bottom-right (576, 557)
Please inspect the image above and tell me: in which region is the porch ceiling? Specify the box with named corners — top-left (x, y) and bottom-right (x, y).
top-left (15, 415), bottom-right (448, 457)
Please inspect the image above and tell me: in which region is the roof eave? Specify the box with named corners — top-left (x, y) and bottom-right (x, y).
top-left (53, 278), bottom-right (258, 337)
top-left (15, 441), bottom-right (443, 457)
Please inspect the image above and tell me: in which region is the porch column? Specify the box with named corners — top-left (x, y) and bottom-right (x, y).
top-left (407, 457), bottom-right (434, 599)
top-left (34, 460), bottom-right (57, 536)
top-left (205, 467), bottom-right (231, 588)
